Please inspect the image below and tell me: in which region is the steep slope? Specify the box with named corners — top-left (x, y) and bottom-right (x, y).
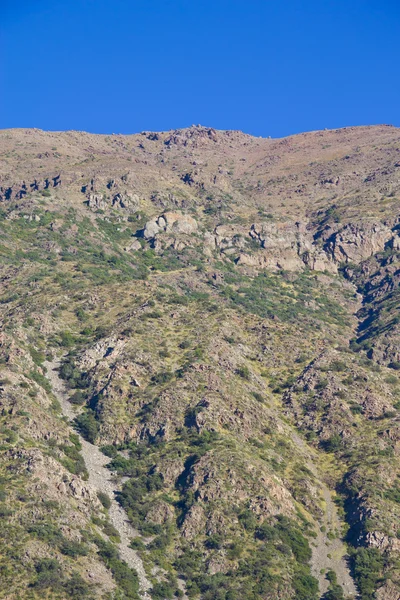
top-left (45, 357), bottom-right (152, 598)
top-left (1, 124), bottom-right (400, 599)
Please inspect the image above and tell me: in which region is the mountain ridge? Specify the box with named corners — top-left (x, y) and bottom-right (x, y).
top-left (1, 124), bottom-right (400, 599)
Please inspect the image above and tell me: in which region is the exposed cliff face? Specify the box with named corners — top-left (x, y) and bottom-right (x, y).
top-left (2, 125), bottom-right (400, 599)
top-left (139, 212), bottom-right (400, 275)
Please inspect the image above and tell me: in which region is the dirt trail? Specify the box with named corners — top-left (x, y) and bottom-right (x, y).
top-left (290, 432), bottom-right (357, 598)
top-left (45, 359), bottom-right (152, 600)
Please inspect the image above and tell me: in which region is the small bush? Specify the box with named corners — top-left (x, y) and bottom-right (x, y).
top-left (33, 558), bottom-right (63, 590)
top-left (151, 581), bottom-right (176, 599)
top-left (29, 370), bottom-right (52, 394)
top-left (94, 538), bottom-right (139, 598)
top-left (238, 509), bottom-right (257, 532)
top-left (151, 371), bottom-right (173, 385)
top-left (29, 346), bottom-right (45, 366)
top-left (28, 523), bottom-right (63, 546)
top-left (69, 390), bottom-right (86, 405)
top-left (130, 537), bottom-right (146, 551)
top-left (101, 444), bottom-right (119, 458)
top-left (74, 410), bottom-right (99, 443)
top-left (60, 539), bottom-right (89, 557)
top-left (329, 360), bottom-right (347, 372)
top-left (292, 566), bottom-right (319, 600)
top-left (98, 491), bottom-right (112, 509)
top-left (322, 434), bottom-right (343, 453)
top-left (63, 572), bottom-right (91, 598)
top-left (103, 521), bottom-right (120, 540)
top-left (237, 365), bottom-right (250, 380)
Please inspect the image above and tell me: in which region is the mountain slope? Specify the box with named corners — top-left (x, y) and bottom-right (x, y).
top-left (1, 124), bottom-right (400, 599)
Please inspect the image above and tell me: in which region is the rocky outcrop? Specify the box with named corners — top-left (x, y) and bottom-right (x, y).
top-left (324, 221), bottom-right (393, 264)
top-left (164, 125), bottom-right (218, 147)
top-left (376, 581), bottom-right (400, 600)
top-left (88, 193), bottom-right (107, 210)
top-left (181, 504), bottom-right (207, 539)
top-left (237, 219), bottom-right (400, 273)
top-left (237, 220), bottom-right (337, 273)
top-left (111, 192), bottom-right (139, 211)
top-left (142, 212), bottom-right (198, 240)
top-left (87, 191), bottom-right (139, 212)
top-left (145, 500), bottom-right (175, 525)
top-left (8, 448), bottom-right (101, 513)
top-left (0, 174), bottom-right (62, 201)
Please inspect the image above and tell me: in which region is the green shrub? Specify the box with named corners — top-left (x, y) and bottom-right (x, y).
top-left (151, 581), bottom-right (176, 599)
top-left (237, 365), bottom-right (250, 380)
top-left (28, 523), bottom-right (63, 546)
top-left (151, 371), bottom-right (173, 385)
top-left (69, 390), bottom-right (86, 405)
top-left (29, 370), bottom-right (52, 394)
top-left (275, 515), bottom-right (312, 564)
top-left (101, 444), bottom-right (119, 458)
top-left (98, 491), bottom-right (112, 509)
top-left (256, 522), bottom-right (277, 541)
top-left (324, 585), bottom-right (345, 599)
top-left (323, 434), bottom-right (343, 453)
top-left (74, 410), bottom-right (99, 443)
top-left (130, 537), bottom-right (146, 550)
top-left (238, 508), bottom-right (257, 532)
top-left (292, 566), bottom-right (319, 600)
top-left (29, 346), bottom-right (45, 366)
top-left (60, 539), bottom-right (89, 557)
top-left (60, 444), bottom-right (88, 478)
top-left (315, 378), bottom-right (328, 390)
top-left (353, 547), bottom-right (384, 600)
top-left (59, 330), bottom-right (76, 347)
top-left (103, 521), bottom-right (120, 540)
top-left (329, 360), bottom-right (347, 372)
top-left (63, 572), bottom-right (92, 598)
top-left (205, 534), bottom-right (224, 549)
top-left (384, 485), bottom-right (400, 503)
top-left (59, 358), bottom-right (89, 389)
top-left (33, 558), bottom-right (63, 590)
top-left (94, 538), bottom-right (139, 598)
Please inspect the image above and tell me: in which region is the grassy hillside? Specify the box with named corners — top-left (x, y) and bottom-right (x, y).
top-left (1, 125), bottom-right (400, 599)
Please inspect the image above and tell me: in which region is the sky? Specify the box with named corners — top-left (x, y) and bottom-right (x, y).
top-left (1, 0), bottom-right (399, 138)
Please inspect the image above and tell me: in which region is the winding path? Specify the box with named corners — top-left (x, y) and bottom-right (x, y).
top-left (45, 358), bottom-right (152, 600)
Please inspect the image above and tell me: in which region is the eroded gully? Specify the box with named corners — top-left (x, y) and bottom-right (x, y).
top-left (45, 358), bottom-right (152, 600)
top-left (291, 431), bottom-right (357, 598)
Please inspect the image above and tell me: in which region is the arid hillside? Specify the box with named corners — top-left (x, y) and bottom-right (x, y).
top-left (1, 124), bottom-right (400, 600)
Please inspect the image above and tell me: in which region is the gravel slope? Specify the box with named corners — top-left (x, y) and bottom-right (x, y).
top-left (45, 358), bottom-right (152, 600)
top-left (290, 432), bottom-right (357, 598)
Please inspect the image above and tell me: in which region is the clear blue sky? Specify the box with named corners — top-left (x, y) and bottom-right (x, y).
top-left (1, 0), bottom-right (399, 137)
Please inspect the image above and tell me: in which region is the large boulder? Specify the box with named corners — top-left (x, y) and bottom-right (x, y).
top-left (143, 218), bottom-right (160, 239)
top-left (163, 211), bottom-right (198, 234)
top-left (142, 212), bottom-right (198, 240)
